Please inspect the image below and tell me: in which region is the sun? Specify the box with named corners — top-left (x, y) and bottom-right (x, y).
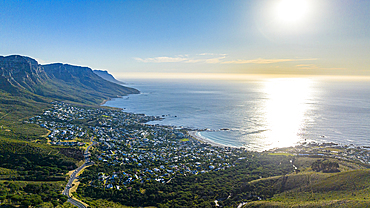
top-left (276, 0), bottom-right (309, 23)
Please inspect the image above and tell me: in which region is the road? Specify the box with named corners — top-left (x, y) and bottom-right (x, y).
top-left (63, 137), bottom-right (95, 208)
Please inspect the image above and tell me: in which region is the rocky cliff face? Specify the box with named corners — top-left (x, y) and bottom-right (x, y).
top-left (0, 55), bottom-right (139, 105)
top-left (44, 63), bottom-right (95, 83)
top-left (93, 70), bottom-right (124, 85)
top-left (0, 55), bottom-right (49, 93)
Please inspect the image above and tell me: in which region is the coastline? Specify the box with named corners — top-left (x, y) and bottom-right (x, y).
top-left (101, 88), bottom-right (369, 153)
top-left (188, 131), bottom-right (230, 148)
top-left (101, 94), bottom-right (125, 106)
top-left (100, 98), bottom-right (110, 105)
top-left (100, 102), bottom-right (370, 164)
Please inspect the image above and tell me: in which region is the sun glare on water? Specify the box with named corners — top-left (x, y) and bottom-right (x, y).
top-left (260, 78), bottom-right (314, 149)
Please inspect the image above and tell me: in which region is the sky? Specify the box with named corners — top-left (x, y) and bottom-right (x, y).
top-left (1, 0), bottom-right (370, 78)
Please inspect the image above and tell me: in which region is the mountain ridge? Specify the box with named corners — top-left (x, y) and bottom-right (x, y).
top-left (0, 55), bottom-right (139, 105)
top-left (93, 69), bottom-right (125, 85)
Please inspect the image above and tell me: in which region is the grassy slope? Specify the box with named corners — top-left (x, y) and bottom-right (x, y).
top-left (0, 99), bottom-right (84, 206)
top-left (0, 93), bottom-right (129, 207)
top-left (42, 63), bottom-right (139, 105)
top-left (76, 198), bottom-right (135, 208)
top-left (243, 157), bottom-right (370, 208)
top-left (0, 137), bottom-right (79, 176)
top-left (0, 180), bottom-right (75, 208)
top-left (0, 90), bottom-right (50, 140)
top-left (0, 56), bottom-right (139, 141)
top-left (2, 90), bottom-right (370, 208)
top-left (1, 57), bottom-right (369, 207)
top-left (0, 56), bottom-right (141, 207)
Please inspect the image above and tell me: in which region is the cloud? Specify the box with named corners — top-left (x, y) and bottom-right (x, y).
top-left (222, 58), bottom-right (295, 64)
top-left (198, 53), bottom-right (215, 56)
top-left (197, 53), bottom-right (227, 56)
top-left (135, 54), bottom-right (226, 64)
top-left (205, 58), bottom-right (223, 64)
top-left (185, 59), bottom-right (203, 63)
top-left (296, 64), bottom-right (319, 70)
top-left (134, 57), bottom-right (188, 63)
top-left (326, 67), bottom-right (346, 70)
top-left (223, 58), bottom-right (318, 64)
top-left (296, 64), bottom-right (346, 70)
top-left (135, 55), bottom-right (317, 65)
top-left (203, 54), bottom-right (226, 63)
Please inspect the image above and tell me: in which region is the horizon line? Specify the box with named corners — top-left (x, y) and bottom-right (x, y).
top-left (114, 72), bottom-right (370, 81)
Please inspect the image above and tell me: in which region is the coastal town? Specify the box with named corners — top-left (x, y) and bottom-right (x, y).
top-left (26, 101), bottom-right (370, 207)
top-left (29, 102), bottom-right (249, 189)
top-left (28, 102), bottom-right (370, 192)
top-left (269, 141), bottom-right (370, 165)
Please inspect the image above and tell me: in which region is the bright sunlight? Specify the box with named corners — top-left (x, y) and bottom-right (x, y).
top-left (276, 0), bottom-right (309, 23)
top-left (261, 78), bottom-right (314, 149)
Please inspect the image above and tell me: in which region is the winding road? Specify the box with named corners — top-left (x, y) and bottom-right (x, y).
top-left (62, 137), bottom-right (96, 208)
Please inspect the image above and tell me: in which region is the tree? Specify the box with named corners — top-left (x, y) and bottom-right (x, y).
top-left (311, 160), bottom-right (339, 173)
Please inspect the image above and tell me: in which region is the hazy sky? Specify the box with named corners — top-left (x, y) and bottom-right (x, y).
top-left (1, 0), bottom-right (369, 78)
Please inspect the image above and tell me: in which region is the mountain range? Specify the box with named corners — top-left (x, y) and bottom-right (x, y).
top-left (0, 55), bottom-right (139, 105)
top-left (93, 69), bottom-right (125, 85)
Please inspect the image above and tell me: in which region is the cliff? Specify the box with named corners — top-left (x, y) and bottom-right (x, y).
top-left (0, 55), bottom-right (139, 105)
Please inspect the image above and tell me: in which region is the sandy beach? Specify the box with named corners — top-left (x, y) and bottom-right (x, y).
top-left (188, 131), bottom-right (228, 147)
top-left (100, 98), bottom-right (110, 105)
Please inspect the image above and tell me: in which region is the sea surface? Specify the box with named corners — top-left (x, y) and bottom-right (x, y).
top-left (104, 77), bottom-right (370, 151)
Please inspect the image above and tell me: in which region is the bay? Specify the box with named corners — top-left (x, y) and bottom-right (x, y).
top-left (104, 77), bottom-right (370, 151)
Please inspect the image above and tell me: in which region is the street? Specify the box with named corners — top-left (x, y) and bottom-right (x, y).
top-left (62, 137), bottom-right (95, 208)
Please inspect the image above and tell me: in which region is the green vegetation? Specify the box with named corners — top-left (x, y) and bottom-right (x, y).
top-left (230, 156), bottom-right (370, 207)
top-left (311, 159), bottom-right (340, 173)
top-left (243, 169), bottom-right (370, 207)
top-left (1, 55), bottom-right (370, 207)
top-left (0, 91), bottom-right (50, 141)
top-left (0, 55), bottom-right (138, 142)
top-left (180, 138), bottom-right (190, 142)
top-left (0, 180), bottom-right (73, 207)
top-left (42, 63), bottom-right (139, 105)
top-left (76, 153), bottom-right (294, 207)
top-left (268, 152), bottom-right (294, 156)
top-left (0, 138), bottom-right (78, 181)
top-left (76, 198), bottom-right (134, 208)
top-left (29, 102), bottom-right (370, 208)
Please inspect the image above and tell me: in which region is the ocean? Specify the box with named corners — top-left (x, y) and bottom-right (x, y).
top-left (104, 77), bottom-right (370, 151)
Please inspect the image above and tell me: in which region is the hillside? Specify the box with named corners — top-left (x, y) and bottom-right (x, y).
top-left (43, 63), bottom-right (137, 104)
top-left (0, 55), bottom-right (139, 105)
top-left (1, 55), bottom-right (369, 208)
top-left (0, 137), bottom-right (79, 181)
top-left (0, 55), bottom-right (48, 95)
top-left (0, 55), bottom-right (138, 140)
top-left (93, 69), bottom-right (125, 85)
top-left (235, 157), bottom-right (370, 208)
top-left (0, 55), bottom-right (139, 207)
top-left (239, 170), bottom-right (370, 207)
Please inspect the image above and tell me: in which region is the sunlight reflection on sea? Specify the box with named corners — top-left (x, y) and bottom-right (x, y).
top-left (104, 77), bottom-right (370, 151)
